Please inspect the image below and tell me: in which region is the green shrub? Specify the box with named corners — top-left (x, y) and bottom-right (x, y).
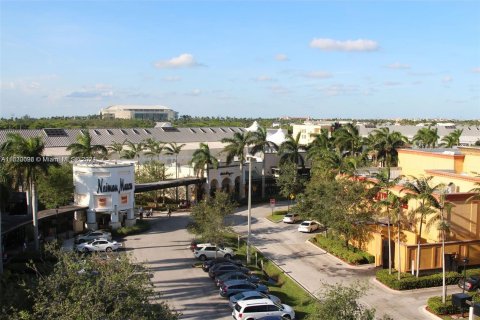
top-left (427, 294), bottom-right (480, 315)
top-left (310, 235), bottom-right (374, 265)
top-left (376, 268), bottom-right (480, 290)
top-left (112, 219), bottom-right (150, 237)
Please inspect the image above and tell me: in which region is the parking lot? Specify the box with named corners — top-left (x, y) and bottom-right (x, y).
top-left (123, 213), bottom-right (233, 320)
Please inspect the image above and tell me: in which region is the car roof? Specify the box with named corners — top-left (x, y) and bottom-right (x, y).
top-left (237, 298), bottom-right (274, 307)
top-left (238, 291), bottom-right (265, 297)
top-left (224, 279), bottom-right (252, 286)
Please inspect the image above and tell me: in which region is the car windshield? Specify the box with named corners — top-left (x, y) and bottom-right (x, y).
top-left (233, 293), bottom-right (245, 299)
top-left (285, 214), bottom-right (292, 217)
top-left (300, 222), bottom-right (309, 226)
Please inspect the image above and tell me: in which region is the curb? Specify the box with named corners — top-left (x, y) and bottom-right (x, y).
top-left (421, 305), bottom-right (444, 320)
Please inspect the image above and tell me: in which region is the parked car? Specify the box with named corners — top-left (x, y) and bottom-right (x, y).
top-left (232, 298), bottom-right (295, 319)
top-left (189, 241), bottom-right (213, 252)
top-left (76, 239), bottom-right (122, 253)
top-left (219, 280), bottom-right (269, 298)
top-left (458, 276), bottom-right (480, 292)
top-left (215, 271), bottom-right (261, 287)
top-left (75, 230), bottom-right (112, 243)
top-left (209, 264), bottom-right (250, 279)
top-left (229, 291), bottom-right (282, 309)
top-left (297, 221), bottom-right (320, 233)
top-left (202, 257), bottom-right (244, 272)
top-left (193, 245), bottom-right (235, 261)
top-left (282, 213), bottom-right (300, 224)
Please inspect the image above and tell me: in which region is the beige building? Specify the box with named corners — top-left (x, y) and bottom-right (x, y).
top-left (100, 105), bottom-right (178, 121)
top-left (291, 122), bottom-right (333, 145)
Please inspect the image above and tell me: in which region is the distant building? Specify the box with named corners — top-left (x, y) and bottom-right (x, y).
top-left (292, 122), bottom-right (333, 145)
top-left (100, 105), bottom-right (178, 121)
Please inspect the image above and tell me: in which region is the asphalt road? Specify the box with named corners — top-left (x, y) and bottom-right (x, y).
top-left (124, 213), bottom-right (233, 320)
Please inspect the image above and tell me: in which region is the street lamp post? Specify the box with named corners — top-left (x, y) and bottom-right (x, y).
top-left (246, 155), bottom-right (253, 265)
top-left (462, 257), bottom-right (469, 294)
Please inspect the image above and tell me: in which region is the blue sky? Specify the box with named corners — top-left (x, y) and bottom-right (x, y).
top-left (1, 1), bottom-right (479, 119)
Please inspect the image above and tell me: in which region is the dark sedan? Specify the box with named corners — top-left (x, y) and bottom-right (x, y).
top-left (208, 264), bottom-right (250, 279)
top-left (215, 271), bottom-right (261, 287)
top-left (219, 279), bottom-right (268, 298)
top-left (202, 257), bottom-right (244, 272)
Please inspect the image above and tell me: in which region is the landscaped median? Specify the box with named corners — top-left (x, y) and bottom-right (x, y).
top-left (266, 210), bottom-right (288, 223)
top-left (427, 293), bottom-right (480, 318)
top-left (309, 234), bottom-right (375, 265)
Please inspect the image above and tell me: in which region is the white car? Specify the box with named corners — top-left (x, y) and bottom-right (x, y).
top-left (298, 221), bottom-right (320, 233)
top-left (76, 239), bottom-right (122, 253)
top-left (282, 213), bottom-right (300, 224)
top-left (232, 298), bottom-right (295, 320)
top-left (193, 245), bottom-right (235, 261)
top-left (75, 230), bottom-right (112, 243)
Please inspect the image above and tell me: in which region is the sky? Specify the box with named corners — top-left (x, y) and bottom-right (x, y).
top-left (1, 1), bottom-right (479, 119)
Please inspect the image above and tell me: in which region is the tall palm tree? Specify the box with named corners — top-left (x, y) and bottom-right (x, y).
top-left (426, 192), bottom-right (454, 303)
top-left (333, 123), bottom-right (362, 156)
top-left (306, 128), bottom-right (333, 162)
top-left (0, 163), bottom-right (12, 273)
top-left (221, 131), bottom-right (252, 199)
top-left (371, 170), bottom-right (403, 274)
top-left (371, 128), bottom-right (408, 179)
top-left (401, 176), bottom-right (443, 277)
top-left (67, 131), bottom-right (108, 159)
top-left (440, 129), bottom-right (463, 148)
top-left (108, 140), bottom-right (125, 158)
top-left (190, 143), bottom-right (219, 198)
top-left (278, 132), bottom-right (305, 169)
top-left (164, 142), bottom-right (186, 201)
top-left (249, 127), bottom-right (278, 199)
top-left (1, 133), bottom-right (55, 250)
top-left (143, 138), bottom-right (164, 161)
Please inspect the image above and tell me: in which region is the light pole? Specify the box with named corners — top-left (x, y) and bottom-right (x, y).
top-left (246, 155), bottom-right (253, 265)
top-left (462, 257), bottom-right (469, 294)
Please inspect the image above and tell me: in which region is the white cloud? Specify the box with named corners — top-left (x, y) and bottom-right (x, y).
top-left (318, 84), bottom-right (358, 96)
top-left (472, 67), bottom-right (480, 73)
top-left (255, 75), bottom-right (274, 82)
top-left (162, 76), bottom-right (182, 81)
top-left (186, 89), bottom-right (201, 96)
top-left (384, 81), bottom-right (402, 87)
top-left (269, 85), bottom-right (290, 95)
top-left (154, 53), bottom-right (201, 69)
top-left (442, 76), bottom-right (453, 83)
top-left (303, 71), bottom-right (333, 79)
top-left (386, 62), bottom-right (411, 70)
top-left (275, 53), bottom-right (289, 61)
top-left (310, 38), bottom-right (379, 52)
top-left (65, 84), bottom-right (114, 99)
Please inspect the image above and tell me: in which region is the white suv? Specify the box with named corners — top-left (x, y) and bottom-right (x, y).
top-left (232, 298), bottom-right (295, 320)
top-left (193, 245), bottom-right (235, 261)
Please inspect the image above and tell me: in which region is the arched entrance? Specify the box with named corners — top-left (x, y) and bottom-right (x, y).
top-left (210, 179), bottom-right (219, 197)
top-left (221, 177), bottom-right (231, 193)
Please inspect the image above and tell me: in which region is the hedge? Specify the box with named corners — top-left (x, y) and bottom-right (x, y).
top-left (427, 293), bottom-right (480, 315)
top-left (377, 268), bottom-right (480, 290)
top-left (310, 235), bottom-right (375, 265)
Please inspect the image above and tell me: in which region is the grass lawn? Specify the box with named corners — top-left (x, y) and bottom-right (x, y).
top-left (223, 233), bottom-right (317, 320)
top-left (266, 210), bottom-right (288, 223)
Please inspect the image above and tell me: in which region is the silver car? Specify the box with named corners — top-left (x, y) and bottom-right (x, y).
top-left (75, 230), bottom-right (112, 243)
top-left (76, 239), bottom-right (121, 253)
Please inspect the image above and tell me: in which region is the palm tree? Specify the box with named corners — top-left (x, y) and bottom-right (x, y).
top-left (413, 126), bottom-right (439, 148)
top-left (221, 131), bottom-right (252, 199)
top-left (143, 138), bottom-right (164, 161)
top-left (0, 163), bottom-right (12, 273)
top-left (371, 128), bottom-right (408, 179)
top-left (190, 143), bottom-right (219, 198)
top-left (401, 176), bottom-right (443, 277)
top-left (426, 192), bottom-right (454, 303)
top-left (333, 123), bottom-right (362, 156)
top-left (122, 141), bottom-right (144, 165)
top-left (440, 129), bottom-right (463, 148)
top-left (306, 128), bottom-right (333, 162)
top-left (164, 142), bottom-right (186, 201)
top-left (1, 133), bottom-right (55, 250)
top-left (278, 132), bottom-right (305, 169)
top-left (108, 140), bottom-right (125, 158)
top-left (371, 170), bottom-right (403, 274)
top-left (249, 127), bottom-right (278, 199)
top-left (67, 131), bottom-right (108, 159)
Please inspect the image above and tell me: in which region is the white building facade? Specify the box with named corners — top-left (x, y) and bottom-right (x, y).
top-left (100, 105), bottom-right (178, 121)
top-left (73, 160), bottom-right (136, 230)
